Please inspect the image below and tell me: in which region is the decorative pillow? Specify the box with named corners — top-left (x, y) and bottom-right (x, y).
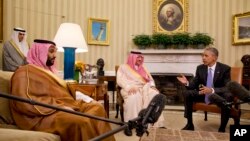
top-left (0, 70), bottom-right (15, 124)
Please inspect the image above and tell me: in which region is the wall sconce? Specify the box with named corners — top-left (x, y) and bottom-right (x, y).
top-left (54, 23), bottom-right (88, 80)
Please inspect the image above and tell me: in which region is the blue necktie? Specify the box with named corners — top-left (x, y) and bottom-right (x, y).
top-left (205, 68), bottom-right (213, 104)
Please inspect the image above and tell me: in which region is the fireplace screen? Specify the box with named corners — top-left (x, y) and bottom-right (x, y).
top-left (152, 73), bottom-right (194, 105)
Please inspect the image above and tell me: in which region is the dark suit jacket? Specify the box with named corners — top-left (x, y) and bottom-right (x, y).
top-left (186, 62), bottom-right (231, 96)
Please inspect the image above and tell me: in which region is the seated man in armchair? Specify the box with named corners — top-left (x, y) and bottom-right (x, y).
top-left (116, 51), bottom-right (165, 136)
top-left (177, 47), bottom-right (233, 132)
top-left (9, 39), bottom-right (115, 141)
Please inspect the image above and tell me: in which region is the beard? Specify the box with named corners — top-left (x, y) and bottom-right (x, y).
top-left (46, 57), bottom-right (56, 66)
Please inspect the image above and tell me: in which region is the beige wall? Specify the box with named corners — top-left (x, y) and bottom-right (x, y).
top-left (1, 0), bottom-right (250, 71)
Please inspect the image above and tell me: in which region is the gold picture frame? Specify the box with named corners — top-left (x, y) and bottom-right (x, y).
top-left (232, 12), bottom-right (250, 45)
top-left (87, 18), bottom-right (110, 46)
top-left (153, 0), bottom-right (188, 33)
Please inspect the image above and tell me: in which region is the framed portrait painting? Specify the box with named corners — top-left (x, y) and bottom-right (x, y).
top-left (232, 12), bottom-right (250, 45)
top-left (153, 0), bottom-right (188, 33)
top-left (87, 18), bottom-right (110, 46)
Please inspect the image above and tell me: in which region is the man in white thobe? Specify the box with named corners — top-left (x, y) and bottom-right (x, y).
top-left (2, 27), bottom-right (29, 71)
top-left (117, 51), bottom-right (165, 136)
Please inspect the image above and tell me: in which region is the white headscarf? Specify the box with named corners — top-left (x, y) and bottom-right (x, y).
top-left (11, 27), bottom-right (29, 57)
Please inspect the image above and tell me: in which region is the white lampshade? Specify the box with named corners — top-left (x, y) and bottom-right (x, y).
top-left (54, 23), bottom-right (88, 53)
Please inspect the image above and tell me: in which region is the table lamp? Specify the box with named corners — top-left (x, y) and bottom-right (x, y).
top-left (54, 23), bottom-right (88, 80)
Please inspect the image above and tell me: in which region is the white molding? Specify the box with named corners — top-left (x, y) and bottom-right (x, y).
top-left (131, 49), bottom-right (204, 54)
top-left (132, 49), bottom-right (204, 75)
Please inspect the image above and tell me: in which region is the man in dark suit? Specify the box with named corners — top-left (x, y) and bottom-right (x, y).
top-left (177, 47), bottom-right (232, 132)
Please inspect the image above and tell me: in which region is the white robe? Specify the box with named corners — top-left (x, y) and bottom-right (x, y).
top-left (2, 40), bottom-right (28, 71)
top-left (117, 64), bottom-right (165, 127)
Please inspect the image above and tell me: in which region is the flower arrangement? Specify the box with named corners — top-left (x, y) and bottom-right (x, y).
top-left (74, 61), bottom-right (85, 82)
top-left (75, 61), bottom-right (85, 72)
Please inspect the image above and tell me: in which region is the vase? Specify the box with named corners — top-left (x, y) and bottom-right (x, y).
top-left (197, 44), bottom-right (205, 49)
top-left (177, 44), bottom-right (186, 49)
top-left (74, 70), bottom-right (80, 82)
top-left (138, 45), bottom-right (146, 49)
top-left (157, 44), bottom-right (165, 49)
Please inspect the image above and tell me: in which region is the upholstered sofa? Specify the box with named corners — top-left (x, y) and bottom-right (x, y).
top-left (0, 70), bottom-right (61, 141)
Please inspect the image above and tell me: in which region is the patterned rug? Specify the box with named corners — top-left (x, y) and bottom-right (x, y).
top-left (140, 128), bottom-right (229, 141)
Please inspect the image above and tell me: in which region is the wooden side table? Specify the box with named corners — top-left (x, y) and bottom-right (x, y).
top-left (67, 81), bottom-right (109, 118)
top-left (242, 67), bottom-right (250, 90)
top-left (98, 75), bottom-right (116, 105)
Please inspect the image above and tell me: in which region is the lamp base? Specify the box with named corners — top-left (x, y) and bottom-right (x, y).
top-left (63, 47), bottom-right (76, 80)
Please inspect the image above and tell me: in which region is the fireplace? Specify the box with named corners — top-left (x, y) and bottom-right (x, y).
top-left (132, 49), bottom-right (203, 105)
top-left (152, 73), bottom-right (193, 105)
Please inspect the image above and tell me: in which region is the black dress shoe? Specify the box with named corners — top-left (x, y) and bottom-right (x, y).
top-left (124, 127), bottom-right (132, 136)
top-left (182, 123), bottom-right (194, 131)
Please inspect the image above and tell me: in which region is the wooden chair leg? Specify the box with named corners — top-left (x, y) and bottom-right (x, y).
top-left (232, 109), bottom-right (241, 125)
top-left (204, 111), bottom-right (208, 121)
top-left (104, 94), bottom-right (109, 118)
top-left (233, 117), bottom-right (240, 125)
top-left (120, 105), bottom-right (124, 122)
top-left (115, 103), bottom-right (119, 118)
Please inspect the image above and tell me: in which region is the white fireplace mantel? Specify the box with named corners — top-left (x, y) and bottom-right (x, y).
top-left (132, 49), bottom-right (204, 55)
top-left (131, 49), bottom-right (204, 75)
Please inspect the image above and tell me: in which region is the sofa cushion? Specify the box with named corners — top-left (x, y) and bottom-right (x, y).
top-left (0, 70), bottom-right (14, 124)
top-left (0, 128), bottom-right (61, 141)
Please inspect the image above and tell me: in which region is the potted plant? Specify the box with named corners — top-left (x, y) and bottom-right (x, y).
top-left (132, 34), bottom-right (152, 49)
top-left (151, 33), bottom-right (172, 49)
top-left (172, 32), bottom-right (191, 49)
top-left (191, 33), bottom-right (214, 49)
